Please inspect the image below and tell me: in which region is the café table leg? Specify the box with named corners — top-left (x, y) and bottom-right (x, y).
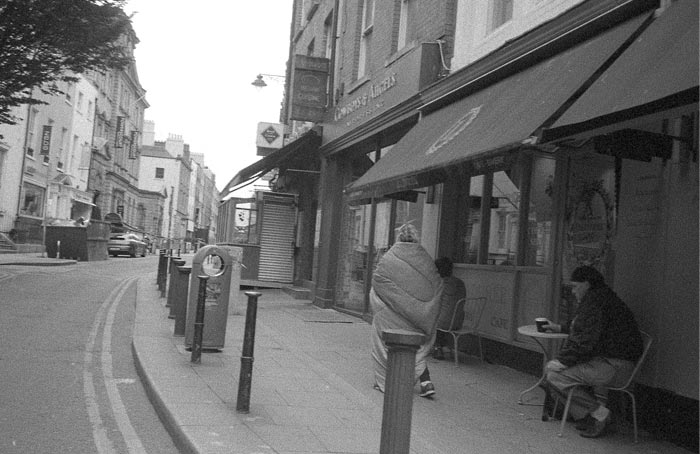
top-left (518, 337), bottom-right (549, 405)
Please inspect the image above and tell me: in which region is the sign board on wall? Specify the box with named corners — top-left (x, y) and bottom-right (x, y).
top-left (290, 55), bottom-right (329, 122)
top-left (256, 122), bottom-right (284, 156)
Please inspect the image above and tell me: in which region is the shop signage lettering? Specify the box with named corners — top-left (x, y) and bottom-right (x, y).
top-left (490, 316), bottom-right (509, 330)
top-left (40, 125), bottom-right (52, 155)
top-left (114, 116), bottom-right (125, 148)
top-left (472, 154), bottom-right (506, 172)
top-left (334, 73), bottom-right (397, 122)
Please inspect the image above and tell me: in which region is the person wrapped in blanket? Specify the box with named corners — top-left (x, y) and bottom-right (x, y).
top-left (543, 265), bottom-right (643, 438)
top-left (370, 223), bottom-right (443, 398)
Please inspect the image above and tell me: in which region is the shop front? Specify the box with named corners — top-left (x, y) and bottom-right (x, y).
top-left (342, 0), bottom-right (697, 446)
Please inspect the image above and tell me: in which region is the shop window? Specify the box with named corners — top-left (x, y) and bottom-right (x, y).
top-left (488, 170), bottom-right (521, 265)
top-left (525, 155), bottom-right (555, 266)
top-left (20, 183), bottom-right (44, 217)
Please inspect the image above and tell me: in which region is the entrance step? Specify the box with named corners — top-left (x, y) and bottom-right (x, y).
top-left (282, 286), bottom-right (311, 300)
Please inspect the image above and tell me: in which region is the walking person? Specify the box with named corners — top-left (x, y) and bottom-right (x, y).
top-left (542, 265), bottom-right (643, 438)
top-left (369, 223), bottom-right (443, 398)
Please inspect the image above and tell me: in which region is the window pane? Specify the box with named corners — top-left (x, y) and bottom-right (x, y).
top-left (526, 156), bottom-right (555, 266)
top-left (489, 170), bottom-right (520, 265)
top-left (20, 183), bottom-right (44, 217)
top-left (461, 176), bottom-right (483, 264)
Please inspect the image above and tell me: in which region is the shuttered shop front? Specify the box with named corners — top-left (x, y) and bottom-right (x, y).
top-left (258, 192), bottom-right (297, 283)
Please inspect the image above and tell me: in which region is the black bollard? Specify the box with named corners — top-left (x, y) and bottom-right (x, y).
top-left (157, 251), bottom-right (166, 289)
top-left (236, 291), bottom-right (261, 413)
top-left (167, 259), bottom-right (186, 318)
top-left (160, 253), bottom-right (171, 298)
top-left (173, 266), bottom-right (191, 337)
top-left (165, 255), bottom-right (181, 308)
top-left (190, 275), bottom-right (209, 364)
top-left (379, 329), bottom-right (425, 454)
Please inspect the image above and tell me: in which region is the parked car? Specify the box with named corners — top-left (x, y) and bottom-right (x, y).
top-left (108, 233), bottom-right (147, 257)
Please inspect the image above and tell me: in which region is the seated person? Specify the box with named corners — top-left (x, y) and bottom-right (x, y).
top-left (432, 257), bottom-right (466, 360)
top-left (543, 266), bottom-right (643, 438)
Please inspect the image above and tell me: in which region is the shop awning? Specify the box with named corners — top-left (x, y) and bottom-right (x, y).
top-left (346, 13), bottom-right (651, 202)
top-left (220, 129), bottom-right (320, 199)
top-left (542, 0), bottom-right (699, 141)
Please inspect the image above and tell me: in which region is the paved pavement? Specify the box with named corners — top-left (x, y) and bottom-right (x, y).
top-left (2, 253), bottom-right (691, 453)
top-left (0, 252), bottom-right (77, 266)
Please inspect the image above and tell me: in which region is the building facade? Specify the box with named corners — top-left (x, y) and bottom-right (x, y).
top-left (281, 0), bottom-right (697, 447)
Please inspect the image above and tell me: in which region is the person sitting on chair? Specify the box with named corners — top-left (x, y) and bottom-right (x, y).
top-left (543, 265), bottom-right (643, 438)
top-left (432, 257), bottom-right (466, 360)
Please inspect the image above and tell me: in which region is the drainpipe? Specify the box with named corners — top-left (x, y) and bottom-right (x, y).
top-left (328, 0), bottom-right (341, 109)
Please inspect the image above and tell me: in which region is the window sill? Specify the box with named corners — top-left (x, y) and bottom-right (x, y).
top-left (385, 41), bottom-right (417, 68)
top-left (346, 76), bottom-right (370, 95)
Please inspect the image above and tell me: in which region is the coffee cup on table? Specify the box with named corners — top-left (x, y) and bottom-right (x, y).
top-left (535, 318), bottom-right (548, 332)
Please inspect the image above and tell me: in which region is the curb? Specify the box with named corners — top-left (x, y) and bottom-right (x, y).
top-left (131, 341), bottom-right (198, 454)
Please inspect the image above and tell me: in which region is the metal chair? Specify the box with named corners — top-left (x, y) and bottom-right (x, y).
top-left (436, 296), bottom-right (486, 365)
top-left (556, 331), bottom-right (653, 442)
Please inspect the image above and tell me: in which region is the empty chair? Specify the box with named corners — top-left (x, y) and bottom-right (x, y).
top-left (436, 296), bottom-right (486, 365)
top-left (556, 331), bottom-right (653, 442)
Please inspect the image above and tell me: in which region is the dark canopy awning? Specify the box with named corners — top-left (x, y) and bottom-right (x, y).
top-left (542, 0), bottom-right (699, 142)
top-left (346, 13), bottom-right (651, 202)
top-left (220, 129), bottom-right (320, 199)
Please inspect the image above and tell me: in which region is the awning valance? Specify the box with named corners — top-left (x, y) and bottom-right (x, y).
top-left (220, 129), bottom-right (320, 199)
top-left (542, 0), bottom-right (699, 142)
top-left (346, 13), bottom-right (651, 202)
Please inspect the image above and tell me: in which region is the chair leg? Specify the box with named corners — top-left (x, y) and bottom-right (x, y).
top-left (452, 333), bottom-right (459, 366)
top-left (628, 392), bottom-right (638, 443)
top-left (558, 388), bottom-right (576, 437)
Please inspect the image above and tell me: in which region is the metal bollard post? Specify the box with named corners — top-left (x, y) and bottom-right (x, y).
top-left (190, 275), bottom-right (209, 364)
top-left (160, 253), bottom-right (171, 298)
top-left (173, 266), bottom-right (191, 337)
top-left (167, 259), bottom-right (186, 318)
top-left (379, 329), bottom-right (425, 454)
top-left (165, 255), bottom-right (181, 308)
top-left (236, 291), bottom-right (261, 413)
top-left (157, 250), bottom-right (166, 287)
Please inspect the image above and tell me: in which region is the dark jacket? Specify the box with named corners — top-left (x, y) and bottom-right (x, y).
top-left (557, 285), bottom-right (643, 367)
top-left (436, 276), bottom-right (466, 330)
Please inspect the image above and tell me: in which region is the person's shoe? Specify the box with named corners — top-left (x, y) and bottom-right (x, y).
top-left (419, 381), bottom-right (436, 398)
top-left (580, 414), bottom-right (610, 438)
top-left (433, 347), bottom-right (445, 360)
top-left (575, 415), bottom-right (595, 431)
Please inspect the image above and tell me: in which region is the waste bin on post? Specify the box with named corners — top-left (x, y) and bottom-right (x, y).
top-left (184, 245), bottom-right (235, 350)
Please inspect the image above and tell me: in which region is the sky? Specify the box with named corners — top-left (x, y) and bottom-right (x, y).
top-left (124, 1), bottom-right (293, 192)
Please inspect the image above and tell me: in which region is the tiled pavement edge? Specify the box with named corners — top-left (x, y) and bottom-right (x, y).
top-left (132, 270), bottom-right (690, 454)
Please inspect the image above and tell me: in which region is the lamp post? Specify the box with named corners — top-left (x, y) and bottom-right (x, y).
top-left (251, 73), bottom-right (285, 88)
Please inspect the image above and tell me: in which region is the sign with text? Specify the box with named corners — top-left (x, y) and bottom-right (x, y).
top-left (256, 122), bottom-right (284, 149)
top-left (40, 125), bottom-right (52, 155)
top-left (115, 116), bottom-right (125, 148)
top-left (290, 55), bottom-right (329, 122)
top-left (128, 130), bottom-right (138, 159)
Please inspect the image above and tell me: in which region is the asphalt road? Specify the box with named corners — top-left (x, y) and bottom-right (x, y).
top-left (0, 256), bottom-right (179, 454)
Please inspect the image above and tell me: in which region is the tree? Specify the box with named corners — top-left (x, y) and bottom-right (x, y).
top-left (0, 0), bottom-right (133, 125)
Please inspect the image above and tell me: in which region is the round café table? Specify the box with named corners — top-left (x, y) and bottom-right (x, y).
top-left (517, 324), bottom-right (569, 405)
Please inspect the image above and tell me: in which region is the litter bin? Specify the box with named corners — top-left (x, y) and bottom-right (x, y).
top-left (185, 245), bottom-right (237, 350)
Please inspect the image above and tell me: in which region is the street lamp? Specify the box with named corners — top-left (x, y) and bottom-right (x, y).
top-left (251, 73), bottom-right (285, 88)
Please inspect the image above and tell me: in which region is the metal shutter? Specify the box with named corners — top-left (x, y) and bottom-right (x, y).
top-left (258, 192), bottom-right (296, 282)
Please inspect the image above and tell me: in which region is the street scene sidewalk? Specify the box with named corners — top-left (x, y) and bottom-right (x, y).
top-left (131, 264), bottom-right (691, 454)
top-left (0, 252), bottom-right (77, 266)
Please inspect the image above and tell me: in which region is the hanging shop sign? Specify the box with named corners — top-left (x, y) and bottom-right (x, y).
top-left (40, 125), bottom-right (52, 155)
top-left (115, 116), bottom-right (125, 148)
top-left (290, 55), bottom-right (329, 122)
